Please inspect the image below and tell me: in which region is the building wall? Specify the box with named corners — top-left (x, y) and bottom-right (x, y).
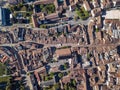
top-left (0, 7), bottom-right (2, 25)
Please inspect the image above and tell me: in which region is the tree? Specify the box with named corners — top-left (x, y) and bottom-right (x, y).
top-left (50, 72), bottom-right (54, 76)
top-left (54, 83), bottom-right (60, 89)
top-left (64, 63), bottom-right (69, 70)
top-left (9, 6), bottom-right (14, 13)
top-left (40, 24), bottom-right (47, 28)
top-left (20, 85), bottom-right (25, 90)
top-left (75, 7), bottom-right (89, 20)
top-left (6, 85), bottom-right (11, 90)
top-left (6, 81), bottom-right (12, 90)
top-left (28, 5), bottom-right (33, 11)
top-left (40, 4), bottom-right (55, 14)
top-left (58, 73), bottom-right (63, 78)
top-left (87, 53), bottom-right (91, 59)
top-left (64, 84), bottom-right (68, 90)
top-left (18, 3), bottom-right (23, 9)
top-left (71, 79), bottom-right (76, 86)
top-left (74, 16), bottom-right (78, 21)
top-left (21, 6), bottom-right (27, 11)
top-left (96, 28), bottom-right (99, 32)
top-left (45, 76), bottom-right (49, 81)
top-left (69, 87), bottom-right (76, 90)
top-left (40, 4), bottom-right (44, 9)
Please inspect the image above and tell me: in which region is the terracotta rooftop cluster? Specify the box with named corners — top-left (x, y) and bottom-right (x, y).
top-left (0, 0), bottom-right (120, 89)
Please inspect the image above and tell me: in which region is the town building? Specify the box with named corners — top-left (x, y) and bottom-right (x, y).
top-left (0, 7), bottom-right (10, 26)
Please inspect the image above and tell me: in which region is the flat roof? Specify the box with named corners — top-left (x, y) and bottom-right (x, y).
top-left (105, 10), bottom-right (120, 19)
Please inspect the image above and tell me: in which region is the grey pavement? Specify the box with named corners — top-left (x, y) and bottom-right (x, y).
top-left (0, 41), bottom-right (119, 48)
top-left (49, 17), bottom-right (91, 29)
top-left (48, 59), bottom-right (69, 67)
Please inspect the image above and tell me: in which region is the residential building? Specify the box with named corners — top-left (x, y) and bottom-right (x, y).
top-left (83, 1), bottom-right (91, 11)
top-left (91, 8), bottom-right (102, 17)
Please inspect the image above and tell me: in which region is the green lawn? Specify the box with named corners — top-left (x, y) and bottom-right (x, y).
top-left (0, 76), bottom-right (11, 84)
top-left (40, 4), bottom-right (55, 14)
top-left (0, 63), bottom-right (7, 76)
top-left (76, 7), bottom-right (89, 20)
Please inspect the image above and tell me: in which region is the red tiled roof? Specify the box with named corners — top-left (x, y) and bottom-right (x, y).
top-left (34, 71), bottom-right (41, 82)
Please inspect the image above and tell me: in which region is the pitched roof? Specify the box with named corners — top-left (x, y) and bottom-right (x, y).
top-left (45, 13), bottom-right (59, 20)
top-left (83, 0), bottom-right (91, 11)
top-left (55, 48), bottom-right (71, 57)
top-left (32, 15), bottom-right (38, 28)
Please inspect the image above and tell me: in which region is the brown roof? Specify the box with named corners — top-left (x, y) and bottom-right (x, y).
top-left (14, 77), bottom-right (22, 81)
top-left (0, 56), bottom-right (8, 63)
top-left (116, 72), bottom-right (120, 77)
top-left (101, 85), bottom-right (109, 90)
top-left (34, 71), bottom-right (41, 82)
top-left (101, 0), bottom-right (113, 8)
top-left (91, 8), bottom-right (101, 17)
top-left (45, 13), bottom-right (59, 20)
top-left (61, 75), bottom-right (71, 84)
top-left (96, 31), bottom-right (102, 40)
top-left (83, 1), bottom-right (91, 11)
top-left (105, 19), bottom-right (120, 27)
top-left (50, 67), bottom-right (59, 72)
top-left (32, 15), bottom-right (38, 28)
top-left (55, 48), bottom-right (71, 57)
top-left (88, 21), bottom-right (94, 44)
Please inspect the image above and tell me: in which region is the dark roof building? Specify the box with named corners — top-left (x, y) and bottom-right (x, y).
top-left (0, 7), bottom-right (10, 26)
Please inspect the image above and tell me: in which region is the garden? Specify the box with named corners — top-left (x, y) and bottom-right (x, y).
top-left (9, 3), bottom-right (33, 24)
top-left (75, 6), bottom-right (89, 20)
top-left (39, 4), bottom-right (55, 14)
